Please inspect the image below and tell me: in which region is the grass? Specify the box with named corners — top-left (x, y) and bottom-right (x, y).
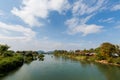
top-left (0, 54), bottom-right (23, 76)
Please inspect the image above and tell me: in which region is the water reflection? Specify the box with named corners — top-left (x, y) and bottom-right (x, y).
top-left (0, 66), bottom-right (22, 80)
top-left (95, 63), bottom-right (120, 80)
top-left (1, 54), bottom-right (120, 80)
top-left (54, 55), bottom-right (120, 80)
top-left (39, 57), bottom-right (44, 61)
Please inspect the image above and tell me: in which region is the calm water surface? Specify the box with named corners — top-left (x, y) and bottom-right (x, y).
top-left (0, 54), bottom-right (120, 80)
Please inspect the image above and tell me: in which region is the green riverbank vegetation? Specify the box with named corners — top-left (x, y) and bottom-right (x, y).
top-left (38, 54), bottom-right (45, 61)
top-left (0, 44), bottom-right (45, 76)
top-left (0, 44), bottom-right (23, 76)
top-left (54, 42), bottom-right (120, 66)
top-left (16, 51), bottom-right (39, 63)
top-left (16, 51), bottom-right (45, 62)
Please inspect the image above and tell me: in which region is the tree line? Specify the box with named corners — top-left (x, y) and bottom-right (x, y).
top-left (54, 42), bottom-right (120, 65)
top-left (0, 44), bottom-right (44, 76)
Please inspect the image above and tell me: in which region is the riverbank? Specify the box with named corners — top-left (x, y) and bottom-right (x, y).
top-left (95, 60), bottom-right (120, 66)
top-left (0, 54), bottom-right (24, 76)
top-left (1, 54), bottom-right (120, 80)
top-left (55, 54), bottom-right (120, 66)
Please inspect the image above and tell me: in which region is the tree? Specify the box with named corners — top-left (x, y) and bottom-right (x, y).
top-left (3, 50), bottom-right (14, 57)
top-left (38, 54), bottom-right (44, 58)
top-left (83, 49), bottom-right (89, 53)
top-left (0, 44), bottom-right (10, 56)
top-left (95, 47), bottom-right (100, 53)
top-left (99, 42), bottom-right (116, 59)
top-left (89, 48), bottom-right (94, 53)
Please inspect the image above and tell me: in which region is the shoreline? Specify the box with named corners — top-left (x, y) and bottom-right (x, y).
top-left (56, 54), bottom-right (120, 67)
top-left (0, 55), bottom-right (24, 77)
top-left (95, 60), bottom-right (120, 66)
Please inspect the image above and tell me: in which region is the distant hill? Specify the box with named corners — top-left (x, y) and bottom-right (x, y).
top-left (37, 50), bottom-right (45, 54)
top-left (46, 51), bottom-right (54, 54)
top-left (37, 50), bottom-right (54, 54)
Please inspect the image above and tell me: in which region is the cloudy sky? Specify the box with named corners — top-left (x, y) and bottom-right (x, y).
top-left (0, 0), bottom-right (120, 51)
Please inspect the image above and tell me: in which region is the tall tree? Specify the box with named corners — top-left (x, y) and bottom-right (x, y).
top-left (100, 42), bottom-right (116, 57)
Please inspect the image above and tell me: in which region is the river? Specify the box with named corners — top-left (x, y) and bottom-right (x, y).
top-left (0, 54), bottom-right (120, 80)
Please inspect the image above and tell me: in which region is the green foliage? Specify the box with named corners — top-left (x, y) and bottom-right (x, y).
top-left (3, 50), bottom-right (14, 57)
top-left (0, 44), bottom-right (24, 76)
top-left (54, 50), bottom-right (68, 55)
top-left (95, 47), bottom-right (100, 53)
top-left (95, 42), bottom-right (120, 61)
top-left (96, 53), bottom-right (108, 60)
top-left (107, 57), bottom-right (120, 64)
top-left (0, 44), bottom-right (41, 76)
top-left (107, 57), bottom-right (114, 63)
top-left (115, 58), bottom-right (120, 64)
top-left (0, 54), bottom-right (23, 75)
top-left (113, 58), bottom-right (120, 64)
top-left (100, 42), bottom-right (116, 57)
top-left (53, 42), bottom-right (120, 66)
top-left (38, 54), bottom-right (44, 58)
top-left (89, 48), bottom-right (95, 53)
top-left (24, 56), bottom-right (33, 63)
top-left (88, 56), bottom-right (96, 61)
top-left (0, 44), bottom-right (10, 56)
top-left (37, 54), bottom-right (44, 61)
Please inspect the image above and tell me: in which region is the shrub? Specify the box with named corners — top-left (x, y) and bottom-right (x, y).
top-left (3, 51), bottom-right (14, 57)
top-left (114, 58), bottom-right (120, 64)
top-left (0, 54), bottom-right (23, 74)
top-left (38, 54), bottom-right (44, 58)
top-left (107, 57), bottom-right (114, 63)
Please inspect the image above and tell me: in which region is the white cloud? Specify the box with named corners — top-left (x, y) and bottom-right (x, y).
top-left (111, 4), bottom-right (120, 11)
top-left (80, 14), bottom-right (95, 24)
top-left (0, 22), bottom-right (86, 51)
top-left (99, 18), bottom-right (114, 23)
top-left (11, 0), bottom-right (70, 26)
top-left (0, 38), bottom-right (83, 51)
top-left (65, 17), bottom-right (80, 29)
top-left (72, 24), bottom-right (103, 36)
top-left (0, 22), bottom-right (35, 40)
top-left (66, 19), bottom-right (103, 36)
top-left (72, 0), bottom-right (105, 16)
top-left (65, 0), bottom-right (106, 36)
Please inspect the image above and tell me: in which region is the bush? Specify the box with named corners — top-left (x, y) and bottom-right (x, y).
top-left (96, 53), bottom-right (109, 60)
top-left (89, 56), bottom-right (96, 62)
top-left (0, 54), bottom-right (23, 75)
top-left (107, 57), bottom-right (120, 64)
top-left (96, 55), bottom-right (105, 60)
top-left (107, 57), bottom-right (114, 63)
top-left (38, 54), bottom-right (44, 58)
top-left (3, 51), bottom-right (14, 57)
top-left (24, 56), bottom-right (33, 63)
top-left (114, 58), bottom-right (120, 64)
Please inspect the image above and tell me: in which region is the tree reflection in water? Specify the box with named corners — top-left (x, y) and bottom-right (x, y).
top-left (95, 63), bottom-right (120, 80)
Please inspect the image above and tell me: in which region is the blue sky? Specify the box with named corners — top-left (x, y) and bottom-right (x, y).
top-left (0, 0), bottom-right (120, 51)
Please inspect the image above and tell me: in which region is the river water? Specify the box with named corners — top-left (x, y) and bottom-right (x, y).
top-left (0, 54), bottom-right (120, 80)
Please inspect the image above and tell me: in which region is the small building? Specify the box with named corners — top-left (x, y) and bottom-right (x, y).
top-left (112, 53), bottom-right (119, 57)
top-left (85, 53), bottom-right (96, 56)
